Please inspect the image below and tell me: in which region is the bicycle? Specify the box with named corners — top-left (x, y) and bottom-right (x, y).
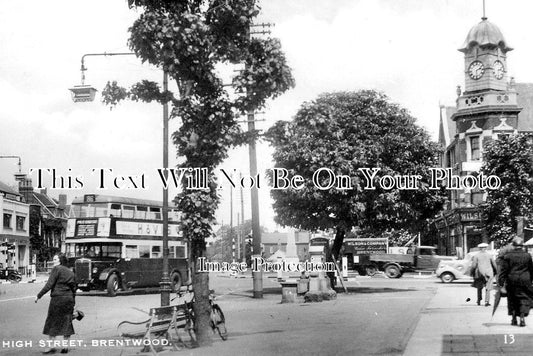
top-left (209, 291), bottom-right (228, 340)
top-left (173, 287), bottom-right (228, 341)
top-left (171, 291), bottom-right (197, 348)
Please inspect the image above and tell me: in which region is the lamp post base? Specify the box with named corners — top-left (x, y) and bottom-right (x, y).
top-left (160, 279), bottom-right (172, 306)
top-left (252, 270), bottom-right (263, 298)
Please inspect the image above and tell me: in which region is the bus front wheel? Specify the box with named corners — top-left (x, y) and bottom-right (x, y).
top-left (170, 272), bottom-right (182, 292)
top-left (107, 274), bottom-right (120, 297)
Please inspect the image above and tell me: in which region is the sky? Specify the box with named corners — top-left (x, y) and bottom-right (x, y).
top-left (2, 0), bottom-right (533, 232)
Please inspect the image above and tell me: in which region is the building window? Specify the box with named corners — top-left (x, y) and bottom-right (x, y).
top-left (470, 136), bottom-right (481, 160)
top-left (15, 216), bottom-right (25, 231)
top-left (471, 191), bottom-right (484, 205)
top-left (3, 214), bottom-right (12, 229)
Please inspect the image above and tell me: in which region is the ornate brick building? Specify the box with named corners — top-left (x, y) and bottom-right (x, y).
top-left (434, 16), bottom-right (533, 257)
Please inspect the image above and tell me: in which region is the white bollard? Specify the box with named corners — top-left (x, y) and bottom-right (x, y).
top-left (277, 255), bottom-right (283, 281)
top-left (342, 256), bottom-right (348, 280)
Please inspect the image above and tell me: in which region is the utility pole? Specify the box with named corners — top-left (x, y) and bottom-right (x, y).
top-left (247, 22), bottom-right (273, 298)
top-left (230, 182), bottom-right (235, 263)
top-left (240, 173), bottom-right (246, 264)
top-left (237, 212), bottom-right (241, 261)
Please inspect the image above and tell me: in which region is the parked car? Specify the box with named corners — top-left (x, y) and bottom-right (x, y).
top-left (436, 250), bottom-right (497, 283)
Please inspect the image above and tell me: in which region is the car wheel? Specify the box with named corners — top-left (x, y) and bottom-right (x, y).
top-left (440, 272), bottom-right (455, 283)
top-left (106, 274), bottom-right (120, 297)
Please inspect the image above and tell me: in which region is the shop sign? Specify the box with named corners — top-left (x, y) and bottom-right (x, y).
top-left (460, 211), bottom-right (481, 222)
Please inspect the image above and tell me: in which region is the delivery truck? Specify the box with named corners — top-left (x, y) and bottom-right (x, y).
top-left (342, 238), bottom-right (455, 278)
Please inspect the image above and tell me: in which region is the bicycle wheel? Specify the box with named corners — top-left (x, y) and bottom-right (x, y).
top-left (176, 308), bottom-right (196, 348)
top-left (211, 304), bottom-right (227, 340)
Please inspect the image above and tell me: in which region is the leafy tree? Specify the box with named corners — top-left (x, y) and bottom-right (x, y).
top-left (29, 206), bottom-right (42, 254)
top-left (101, 0), bottom-right (294, 345)
top-left (265, 90), bottom-right (445, 258)
top-left (481, 134), bottom-right (533, 245)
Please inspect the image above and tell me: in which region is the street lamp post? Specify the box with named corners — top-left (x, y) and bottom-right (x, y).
top-left (69, 53), bottom-right (172, 306)
top-left (160, 70), bottom-right (171, 306)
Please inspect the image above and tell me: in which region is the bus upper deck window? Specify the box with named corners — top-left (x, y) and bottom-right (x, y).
top-left (149, 207), bottom-right (161, 220)
top-left (110, 204), bottom-right (121, 217)
top-left (123, 205), bottom-right (135, 218)
top-left (136, 206), bottom-right (147, 219)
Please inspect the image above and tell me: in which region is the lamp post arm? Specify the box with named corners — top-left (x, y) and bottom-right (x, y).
top-left (80, 52), bottom-right (135, 85)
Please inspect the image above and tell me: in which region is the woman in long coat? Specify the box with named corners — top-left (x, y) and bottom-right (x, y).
top-left (35, 254), bottom-right (77, 353)
top-left (498, 237), bottom-right (533, 327)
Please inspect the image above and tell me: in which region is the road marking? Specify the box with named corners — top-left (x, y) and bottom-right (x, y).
top-left (0, 296), bottom-right (35, 303)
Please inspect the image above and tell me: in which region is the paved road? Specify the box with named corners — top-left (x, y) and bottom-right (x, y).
top-left (0, 274), bottom-right (440, 355)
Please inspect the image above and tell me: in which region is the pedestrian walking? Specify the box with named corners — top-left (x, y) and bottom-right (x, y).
top-left (471, 242), bottom-right (497, 306)
top-left (35, 254), bottom-right (77, 354)
top-left (498, 237), bottom-right (533, 327)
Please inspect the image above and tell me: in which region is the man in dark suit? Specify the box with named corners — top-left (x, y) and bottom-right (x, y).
top-left (498, 237), bottom-right (533, 326)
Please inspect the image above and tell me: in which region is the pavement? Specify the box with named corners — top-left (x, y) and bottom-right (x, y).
top-left (120, 279), bottom-right (533, 355)
top-left (404, 283), bottom-right (533, 356)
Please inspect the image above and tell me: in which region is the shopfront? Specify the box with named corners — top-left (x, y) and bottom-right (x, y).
top-left (433, 207), bottom-right (484, 258)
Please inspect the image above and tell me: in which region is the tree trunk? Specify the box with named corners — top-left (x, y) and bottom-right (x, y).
top-left (191, 246), bottom-right (212, 346)
top-left (331, 226), bottom-right (346, 260)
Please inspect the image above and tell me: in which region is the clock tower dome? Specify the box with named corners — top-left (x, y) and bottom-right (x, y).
top-left (459, 17), bottom-right (512, 92)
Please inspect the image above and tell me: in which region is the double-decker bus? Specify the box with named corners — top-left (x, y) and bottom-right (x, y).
top-left (65, 194), bottom-right (189, 296)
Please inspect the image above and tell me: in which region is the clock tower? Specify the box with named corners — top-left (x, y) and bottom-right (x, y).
top-left (435, 10), bottom-right (533, 257)
top-left (460, 17), bottom-right (512, 92)
top-left (452, 16), bottom-right (521, 173)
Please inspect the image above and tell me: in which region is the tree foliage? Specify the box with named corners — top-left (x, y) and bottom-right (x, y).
top-left (101, 0), bottom-right (294, 345)
top-left (265, 90), bottom-right (445, 256)
top-left (481, 134), bottom-right (533, 245)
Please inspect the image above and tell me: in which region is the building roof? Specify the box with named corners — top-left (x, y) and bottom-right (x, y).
top-left (29, 192), bottom-right (57, 207)
top-left (459, 18), bottom-right (512, 53)
top-left (0, 180), bottom-right (20, 197)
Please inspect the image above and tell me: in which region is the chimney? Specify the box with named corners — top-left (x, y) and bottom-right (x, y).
top-left (40, 188), bottom-right (47, 195)
top-left (58, 194), bottom-right (67, 209)
top-left (18, 178), bottom-right (34, 203)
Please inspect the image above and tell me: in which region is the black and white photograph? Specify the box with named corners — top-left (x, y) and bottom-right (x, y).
top-left (2, 0), bottom-right (533, 355)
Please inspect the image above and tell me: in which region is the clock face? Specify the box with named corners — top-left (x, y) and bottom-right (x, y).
top-left (493, 60), bottom-right (505, 80)
top-left (468, 61), bottom-right (485, 80)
